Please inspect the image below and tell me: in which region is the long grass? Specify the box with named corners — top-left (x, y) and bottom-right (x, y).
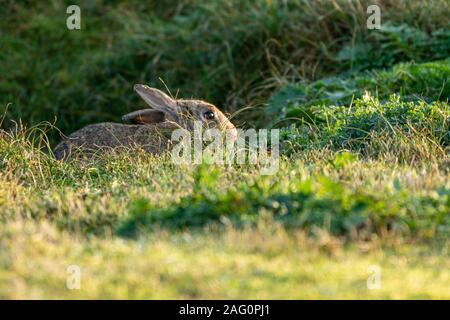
top-left (1, 0), bottom-right (449, 299)
top-left (0, 124), bottom-right (449, 298)
top-left (1, 0), bottom-right (449, 140)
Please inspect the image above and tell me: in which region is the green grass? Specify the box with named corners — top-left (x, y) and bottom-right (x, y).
top-left (1, 0), bottom-right (449, 139)
top-left (268, 59), bottom-right (450, 125)
top-left (1, 0), bottom-right (449, 299)
top-left (278, 95), bottom-right (450, 156)
top-left (0, 121), bottom-right (449, 298)
top-left (117, 154), bottom-right (449, 239)
top-left (1, 221), bottom-right (449, 299)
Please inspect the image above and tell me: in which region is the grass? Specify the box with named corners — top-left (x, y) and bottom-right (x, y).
top-left (268, 59), bottom-right (450, 125)
top-left (0, 122), bottom-right (449, 298)
top-left (1, 0), bottom-right (449, 299)
top-left (1, 1), bottom-right (449, 139)
top-left (1, 221), bottom-right (449, 299)
top-left (117, 153), bottom-right (449, 239)
top-left (278, 95), bottom-right (450, 156)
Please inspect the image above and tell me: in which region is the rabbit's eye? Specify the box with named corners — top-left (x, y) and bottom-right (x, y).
top-left (203, 110), bottom-right (215, 120)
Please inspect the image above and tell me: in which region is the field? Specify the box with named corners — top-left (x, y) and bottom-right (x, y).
top-left (0, 0), bottom-right (449, 299)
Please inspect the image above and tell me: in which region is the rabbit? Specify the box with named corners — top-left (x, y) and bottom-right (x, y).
top-left (53, 84), bottom-right (237, 160)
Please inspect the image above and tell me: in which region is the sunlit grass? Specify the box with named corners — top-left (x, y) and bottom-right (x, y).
top-left (1, 0), bottom-right (449, 300)
top-left (0, 122), bottom-right (449, 298)
top-left (0, 221), bottom-right (448, 299)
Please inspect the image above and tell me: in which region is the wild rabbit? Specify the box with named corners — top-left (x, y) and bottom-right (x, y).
top-left (53, 85), bottom-right (237, 160)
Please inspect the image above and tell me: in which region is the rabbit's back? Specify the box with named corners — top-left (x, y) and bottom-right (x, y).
top-left (53, 122), bottom-right (174, 160)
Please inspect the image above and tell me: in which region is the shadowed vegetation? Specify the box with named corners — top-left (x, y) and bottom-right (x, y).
top-left (0, 0), bottom-right (449, 299)
top-left (1, 0), bottom-right (449, 140)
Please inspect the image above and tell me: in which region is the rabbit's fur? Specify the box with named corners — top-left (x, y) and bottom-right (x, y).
top-left (53, 85), bottom-right (237, 160)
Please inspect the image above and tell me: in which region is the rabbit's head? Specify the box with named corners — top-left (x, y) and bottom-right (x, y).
top-left (123, 85), bottom-right (237, 140)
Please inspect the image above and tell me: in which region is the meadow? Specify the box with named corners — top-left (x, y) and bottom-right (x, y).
top-left (0, 0), bottom-right (449, 299)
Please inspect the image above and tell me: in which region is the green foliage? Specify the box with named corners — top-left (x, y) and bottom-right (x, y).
top-left (117, 160), bottom-right (450, 239)
top-left (322, 97), bottom-right (448, 142)
top-left (268, 60), bottom-right (450, 124)
top-left (1, 1), bottom-right (449, 140)
top-left (1, 120), bottom-right (449, 299)
top-left (337, 23), bottom-right (450, 71)
top-left (329, 152), bottom-right (358, 169)
top-left (1, 0), bottom-right (450, 299)
top-left (279, 95), bottom-right (450, 156)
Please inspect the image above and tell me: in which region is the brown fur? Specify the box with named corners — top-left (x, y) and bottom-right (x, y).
top-left (53, 85), bottom-right (237, 161)
top-left (53, 122), bottom-right (177, 160)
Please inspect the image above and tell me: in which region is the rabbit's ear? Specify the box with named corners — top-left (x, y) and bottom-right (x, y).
top-left (122, 109), bottom-right (165, 124)
top-left (134, 85), bottom-right (181, 122)
top-left (134, 85), bottom-right (177, 108)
